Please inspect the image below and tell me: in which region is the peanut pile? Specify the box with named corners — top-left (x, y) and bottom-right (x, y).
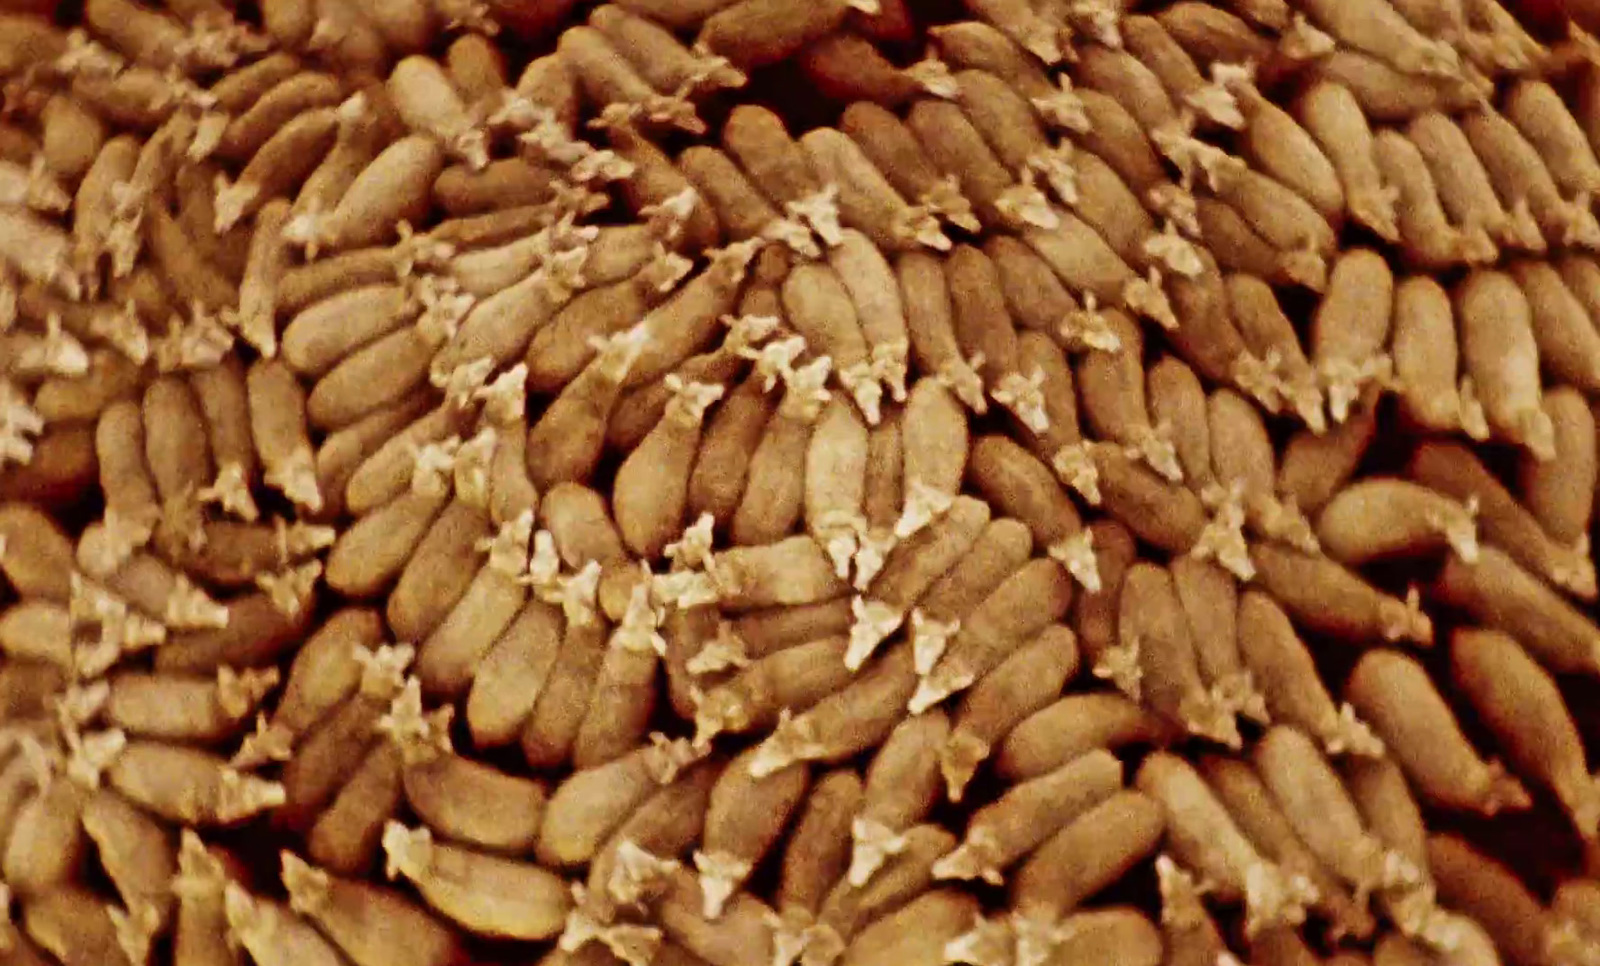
top-left (2, 0), bottom-right (1600, 964)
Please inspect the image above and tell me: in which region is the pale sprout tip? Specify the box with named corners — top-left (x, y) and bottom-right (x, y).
top-left (692, 850), bottom-right (750, 919)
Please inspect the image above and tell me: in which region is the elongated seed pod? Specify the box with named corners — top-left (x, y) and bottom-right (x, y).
top-left (782, 263), bottom-right (877, 423)
top-left (829, 229), bottom-right (909, 407)
top-left (1375, 129), bottom-right (1493, 272)
top-left (1347, 648), bottom-right (1528, 816)
top-left (840, 889), bottom-right (977, 966)
top-left (801, 127), bottom-right (948, 255)
top-left (1408, 111), bottom-right (1543, 253)
top-left (1147, 358), bottom-right (1213, 496)
top-left (1091, 445), bottom-right (1209, 556)
top-left (615, 378), bottom-right (723, 559)
top-left (927, 22), bottom-right (1074, 130)
top-left (1171, 556), bottom-right (1263, 727)
top-left (216, 73), bottom-right (344, 162)
top-left (1463, 107), bottom-right (1600, 251)
top-left (693, 636), bottom-right (855, 744)
top-left (899, 379), bottom-right (969, 516)
top-left (1456, 269), bottom-right (1555, 459)
top-left (939, 623), bottom-right (1078, 800)
top-left (518, 613), bottom-right (610, 770)
top-left (998, 670), bottom-right (1177, 772)
top-left (722, 105), bottom-right (833, 228)
top-left (334, 401), bottom-right (458, 519)
top-left (1064, 148), bottom-right (1177, 282)
top-left (911, 556), bottom-right (1074, 712)
top-left (592, 4), bottom-right (744, 102)
top-left (108, 741), bottom-right (285, 826)
top-left (214, 109), bottom-right (339, 234)
top-left (935, 748), bottom-right (1121, 886)
top-left (685, 373), bottom-right (772, 529)
top-left (143, 375), bottom-right (214, 522)
top-left (1121, 15), bottom-right (1239, 130)
top-left (1223, 273), bottom-right (1322, 430)
top-left (838, 101), bottom-right (979, 234)
top-left (1228, 86), bottom-right (1340, 229)
top-left (570, 611), bottom-right (661, 768)
top-left (105, 668), bottom-right (277, 744)
top-left (1158, 0), bottom-right (1279, 60)
top-left (847, 495), bottom-right (991, 668)
top-left (464, 598), bottom-right (564, 749)
top-left (1208, 386), bottom-right (1312, 564)
top-left (1296, 0), bottom-right (1460, 76)
top-left (1509, 259), bottom-right (1600, 394)
top-left (1138, 751), bottom-right (1310, 934)
top-left (899, 250), bottom-right (987, 413)
top-left (1076, 310), bottom-right (1180, 482)
top-left (583, 760), bottom-right (716, 921)
top-left (1012, 790), bottom-right (1166, 927)
top-left (695, 748), bottom-right (809, 917)
top-left (679, 146), bottom-right (802, 251)
top-left (1410, 440), bottom-right (1593, 599)
top-left (392, 711), bottom-right (548, 854)
top-left (295, 136), bottom-right (445, 255)
top-left (1506, 79), bottom-right (1600, 199)
top-left (1277, 387), bottom-right (1381, 518)
top-left (984, 235), bottom-right (1082, 346)
top-left (1200, 755), bottom-right (1375, 941)
top-left (966, 436), bottom-right (1091, 583)
top-left (844, 713), bottom-right (940, 889)
top-left (234, 608), bottom-right (384, 768)
top-left (1251, 542), bottom-right (1432, 647)
top-left (384, 822), bottom-right (571, 940)
top-left (1310, 248), bottom-right (1393, 425)
top-left (1453, 627), bottom-right (1599, 840)
top-left (798, 33), bottom-right (941, 109)
top-left (527, 326), bottom-right (651, 489)
top-left (730, 365), bottom-right (831, 548)
top-left (1390, 276), bottom-right (1478, 437)
top-left (275, 666), bottom-right (402, 833)
top-left (388, 56), bottom-right (489, 169)
top-left (281, 852), bottom-right (462, 966)
top-left (747, 642), bottom-right (919, 776)
top-left (807, 822), bottom-right (953, 957)
top-left (1339, 752), bottom-right (1454, 945)
top-left (606, 306), bottom-right (772, 455)
top-left (1520, 388), bottom-right (1595, 550)
top-left (1121, 562), bottom-right (1240, 747)
top-left (1428, 834), bottom-right (1574, 966)
top-left (607, 123), bottom-right (721, 256)
top-left (154, 586), bottom-right (319, 672)
top-left (1293, 80), bottom-right (1396, 241)
top-left (1316, 478), bottom-right (1478, 566)
top-left (696, 0), bottom-right (854, 69)
top-left (246, 358), bottom-right (321, 514)
top-left (23, 887), bottom-right (140, 966)
top-left (1255, 726), bottom-right (1414, 903)
top-left (654, 864), bottom-right (780, 966)
top-left (282, 285), bottom-right (421, 379)
top-left (6, 775), bottom-right (88, 897)
top-left (1239, 590), bottom-right (1381, 757)
top-left (538, 737), bottom-right (705, 867)
top-left (776, 769), bottom-right (862, 932)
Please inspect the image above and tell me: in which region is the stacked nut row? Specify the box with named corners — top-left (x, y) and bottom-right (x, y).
top-left (4, 0), bottom-right (1600, 964)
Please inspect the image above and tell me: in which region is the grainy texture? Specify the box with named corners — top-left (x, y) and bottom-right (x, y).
top-left (2, 4), bottom-right (1600, 966)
